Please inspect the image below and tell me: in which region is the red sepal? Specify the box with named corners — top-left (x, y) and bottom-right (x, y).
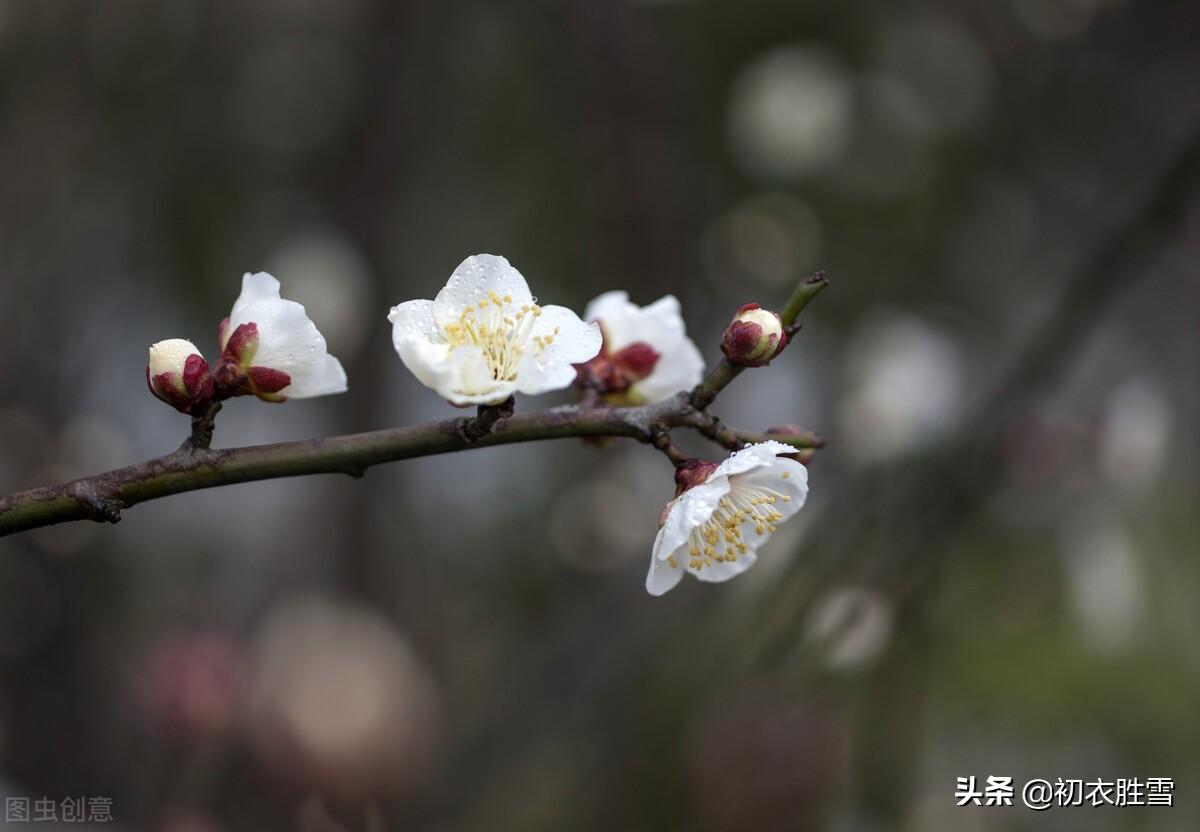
top-left (612, 341), bottom-right (661, 380)
top-left (674, 458), bottom-right (719, 497)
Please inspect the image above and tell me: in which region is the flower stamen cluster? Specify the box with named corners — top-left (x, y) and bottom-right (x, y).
top-left (443, 293), bottom-right (550, 383)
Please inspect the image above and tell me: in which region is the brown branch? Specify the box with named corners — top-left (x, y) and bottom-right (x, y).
top-left (0, 393), bottom-right (818, 538)
top-left (0, 271), bottom-right (831, 537)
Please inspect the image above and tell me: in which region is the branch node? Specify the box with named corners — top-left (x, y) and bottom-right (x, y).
top-left (181, 401), bottom-right (223, 452)
top-left (68, 482), bottom-right (123, 525)
top-left (650, 426), bottom-right (689, 466)
top-left (457, 397), bottom-right (515, 443)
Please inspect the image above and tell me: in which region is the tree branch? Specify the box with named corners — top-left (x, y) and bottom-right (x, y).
top-left (0, 270), bottom-right (831, 538)
top-left (0, 392), bottom-right (804, 537)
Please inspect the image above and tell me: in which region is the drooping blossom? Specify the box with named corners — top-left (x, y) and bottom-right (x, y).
top-left (647, 441), bottom-right (809, 596)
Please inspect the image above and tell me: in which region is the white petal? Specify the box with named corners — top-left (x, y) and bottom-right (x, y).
top-left (231, 272), bottom-right (282, 322)
top-left (689, 550), bottom-right (758, 583)
top-left (734, 457), bottom-right (809, 523)
top-left (389, 300), bottom-right (446, 389)
top-left (432, 254), bottom-right (534, 327)
top-left (652, 477), bottom-right (731, 562)
top-left (148, 338), bottom-right (203, 376)
top-left (584, 290), bottom-right (634, 344)
top-left (231, 297), bottom-right (326, 376)
top-left (645, 535), bottom-right (686, 596)
top-left (286, 353), bottom-right (348, 398)
top-left (635, 294), bottom-right (688, 340)
top-left (440, 347), bottom-right (517, 405)
top-left (712, 440), bottom-right (797, 480)
top-left (633, 334), bottom-right (706, 405)
top-left (514, 307), bottom-right (602, 396)
top-left (586, 291), bottom-right (685, 351)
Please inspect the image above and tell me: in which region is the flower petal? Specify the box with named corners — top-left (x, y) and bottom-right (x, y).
top-left (645, 535), bottom-right (687, 596)
top-left (633, 334), bottom-right (705, 405)
top-left (389, 299), bottom-right (447, 389)
top-left (712, 440), bottom-right (797, 481)
top-left (652, 477), bottom-right (731, 563)
top-left (584, 290), bottom-right (634, 344)
top-left (689, 551), bottom-right (758, 583)
top-left (514, 306), bottom-right (602, 396)
top-left (231, 272), bottom-right (282, 323)
top-left (231, 298), bottom-right (322, 366)
top-left (734, 458), bottom-right (809, 524)
top-left (432, 254), bottom-right (534, 327)
top-left (285, 353), bottom-right (348, 398)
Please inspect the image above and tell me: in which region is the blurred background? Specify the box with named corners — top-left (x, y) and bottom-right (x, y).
top-left (0, 0), bottom-right (1198, 829)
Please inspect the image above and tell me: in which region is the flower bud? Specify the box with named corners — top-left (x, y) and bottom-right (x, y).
top-left (721, 303), bottom-right (788, 367)
top-left (146, 339), bottom-right (214, 414)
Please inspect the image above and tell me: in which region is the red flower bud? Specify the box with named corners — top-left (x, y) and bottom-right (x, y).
top-left (147, 340), bottom-right (215, 415)
top-left (721, 303), bottom-right (788, 367)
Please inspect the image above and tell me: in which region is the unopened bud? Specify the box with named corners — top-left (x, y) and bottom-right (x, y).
top-left (674, 458), bottom-right (719, 497)
top-left (147, 339), bottom-right (214, 414)
top-left (721, 304), bottom-right (787, 367)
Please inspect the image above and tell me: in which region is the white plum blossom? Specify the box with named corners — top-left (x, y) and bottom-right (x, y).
top-left (647, 441), bottom-right (809, 596)
top-left (389, 254), bottom-right (602, 406)
top-left (580, 291), bottom-right (706, 405)
top-left (217, 272), bottom-right (348, 401)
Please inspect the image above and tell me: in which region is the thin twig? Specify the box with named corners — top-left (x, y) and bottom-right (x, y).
top-left (182, 401), bottom-right (223, 452)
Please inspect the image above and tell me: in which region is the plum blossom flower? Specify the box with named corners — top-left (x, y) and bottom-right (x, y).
top-left (147, 339), bottom-right (214, 414)
top-left (647, 441), bottom-right (809, 596)
top-left (389, 254), bottom-right (602, 406)
top-left (215, 273), bottom-right (348, 402)
top-left (576, 291), bottom-right (706, 405)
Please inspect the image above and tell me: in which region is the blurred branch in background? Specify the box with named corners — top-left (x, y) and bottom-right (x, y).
top-left (748, 125), bottom-right (1200, 669)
